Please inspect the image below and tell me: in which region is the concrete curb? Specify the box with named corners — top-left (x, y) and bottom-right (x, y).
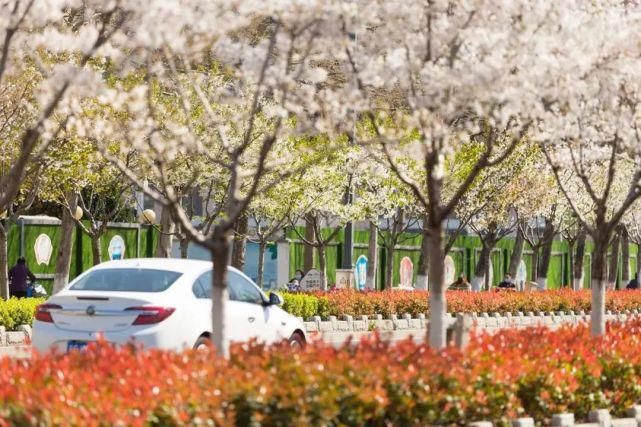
top-left (470, 408), bottom-right (641, 427)
top-left (305, 311), bottom-right (641, 346)
top-left (0, 325), bottom-right (31, 348)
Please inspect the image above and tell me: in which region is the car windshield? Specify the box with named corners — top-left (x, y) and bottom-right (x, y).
top-left (69, 268), bottom-right (182, 292)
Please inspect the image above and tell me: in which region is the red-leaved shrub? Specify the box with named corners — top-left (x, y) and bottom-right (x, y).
top-left (283, 289), bottom-right (641, 318)
top-left (2, 320), bottom-right (641, 425)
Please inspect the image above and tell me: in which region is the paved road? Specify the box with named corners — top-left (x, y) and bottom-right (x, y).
top-left (1, 330), bottom-right (429, 359)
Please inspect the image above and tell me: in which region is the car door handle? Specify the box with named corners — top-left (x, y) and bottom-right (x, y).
top-left (248, 317), bottom-right (255, 323)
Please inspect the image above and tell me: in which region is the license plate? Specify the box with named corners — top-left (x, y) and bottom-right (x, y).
top-left (67, 341), bottom-right (88, 352)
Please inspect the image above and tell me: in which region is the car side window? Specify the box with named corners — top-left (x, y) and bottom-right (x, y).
top-left (229, 271), bottom-right (263, 304)
top-left (192, 271), bottom-right (212, 299)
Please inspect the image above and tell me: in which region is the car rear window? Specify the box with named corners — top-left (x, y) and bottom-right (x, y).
top-left (70, 268), bottom-right (182, 292)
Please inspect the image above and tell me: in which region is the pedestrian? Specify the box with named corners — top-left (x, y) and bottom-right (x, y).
top-left (627, 274), bottom-right (639, 290)
top-left (498, 273), bottom-right (516, 289)
top-left (8, 257), bottom-right (36, 298)
top-left (287, 279), bottom-right (301, 292)
top-left (449, 273), bottom-right (471, 291)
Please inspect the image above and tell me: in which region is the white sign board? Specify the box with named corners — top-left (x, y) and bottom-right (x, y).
top-left (399, 257), bottom-right (414, 288)
top-left (335, 269), bottom-right (354, 289)
top-left (444, 255), bottom-right (456, 285)
top-left (108, 235), bottom-right (126, 260)
top-left (355, 255), bottom-right (368, 290)
top-left (300, 268), bottom-right (322, 291)
top-left (34, 234), bottom-right (53, 265)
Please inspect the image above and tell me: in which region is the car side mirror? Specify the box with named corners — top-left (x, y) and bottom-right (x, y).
top-left (268, 292), bottom-right (283, 306)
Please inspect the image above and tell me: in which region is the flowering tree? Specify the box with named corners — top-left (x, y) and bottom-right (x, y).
top-left (351, 150), bottom-right (419, 290)
top-left (536, 0), bottom-right (641, 335)
top-left (244, 149), bottom-right (332, 290)
top-left (41, 137), bottom-right (136, 266)
top-left (0, 1), bottom-right (164, 296)
top-left (87, 3), bottom-right (350, 356)
top-left (455, 137), bottom-right (536, 291)
top-left (344, 0), bottom-right (585, 348)
top-left (344, 0), bottom-right (641, 343)
top-left (286, 142), bottom-right (364, 290)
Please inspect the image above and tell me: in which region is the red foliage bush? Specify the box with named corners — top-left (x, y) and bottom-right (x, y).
top-left (1, 321), bottom-right (641, 425)
top-left (283, 289), bottom-right (641, 318)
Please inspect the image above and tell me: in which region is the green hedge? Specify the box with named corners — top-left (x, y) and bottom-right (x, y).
top-left (0, 298), bottom-right (45, 331)
top-left (281, 293), bottom-right (330, 319)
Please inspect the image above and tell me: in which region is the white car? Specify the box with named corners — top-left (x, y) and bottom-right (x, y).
top-left (32, 259), bottom-right (306, 353)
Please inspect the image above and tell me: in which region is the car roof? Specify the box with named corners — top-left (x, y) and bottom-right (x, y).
top-left (91, 258), bottom-right (240, 275)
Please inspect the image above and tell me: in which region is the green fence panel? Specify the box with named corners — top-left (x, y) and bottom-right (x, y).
top-left (5, 219), bottom-right (159, 289)
top-left (288, 241), bottom-right (305, 280)
top-left (8, 223), bottom-right (62, 294)
top-left (6, 224), bottom-right (20, 267)
top-left (583, 254), bottom-right (592, 288)
top-left (449, 249), bottom-right (465, 280)
top-left (139, 225), bottom-right (158, 258)
top-left (547, 253), bottom-right (563, 289)
top-left (390, 248), bottom-right (421, 287)
top-left (491, 249), bottom-right (503, 286)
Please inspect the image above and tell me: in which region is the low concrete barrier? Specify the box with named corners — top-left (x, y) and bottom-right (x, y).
top-left (4, 310), bottom-right (641, 350)
top-left (469, 406), bottom-right (641, 427)
top-left (302, 309), bottom-right (641, 347)
top-left (0, 325), bottom-right (31, 347)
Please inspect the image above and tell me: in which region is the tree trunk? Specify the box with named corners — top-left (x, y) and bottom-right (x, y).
top-left (608, 231), bottom-right (621, 289)
top-left (0, 224), bottom-right (8, 300)
top-left (591, 235), bottom-right (608, 337)
top-left (416, 228), bottom-right (429, 290)
top-left (210, 229), bottom-right (231, 358)
top-left (637, 243), bottom-right (641, 282)
top-left (384, 243), bottom-right (395, 289)
top-left (531, 246), bottom-right (539, 283)
top-left (426, 225), bottom-right (447, 349)
top-left (567, 240), bottom-right (575, 289)
top-left (91, 235), bottom-right (102, 266)
top-left (257, 241), bottom-right (267, 290)
top-left (485, 247), bottom-right (493, 291)
top-left (54, 193), bottom-right (78, 293)
top-left (366, 221), bottom-right (378, 290)
top-left (179, 236), bottom-right (189, 259)
top-left (508, 227), bottom-right (525, 277)
top-left (537, 238), bottom-right (554, 290)
top-left (303, 215), bottom-right (314, 272)
top-left (318, 244), bottom-right (328, 291)
top-left (621, 227), bottom-right (630, 283)
top-left (573, 231), bottom-right (587, 290)
top-left (230, 213), bottom-right (248, 270)
top-left (472, 244), bottom-right (491, 292)
top-left (154, 205), bottom-right (175, 258)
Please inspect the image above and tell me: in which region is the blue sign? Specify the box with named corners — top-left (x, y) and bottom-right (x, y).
top-left (355, 255), bottom-right (368, 290)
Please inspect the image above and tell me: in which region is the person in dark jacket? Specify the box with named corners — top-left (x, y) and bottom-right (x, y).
top-left (498, 273), bottom-right (516, 289)
top-left (627, 274), bottom-right (640, 290)
top-left (449, 273), bottom-right (472, 291)
top-left (8, 257), bottom-right (35, 298)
